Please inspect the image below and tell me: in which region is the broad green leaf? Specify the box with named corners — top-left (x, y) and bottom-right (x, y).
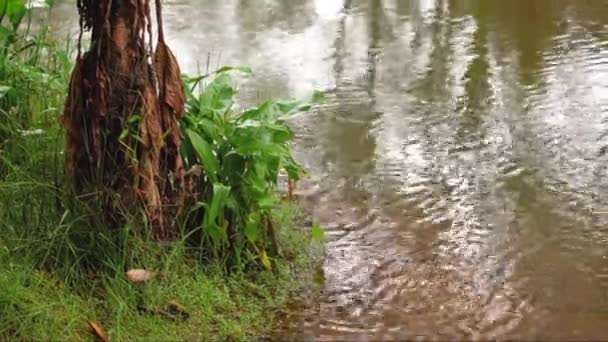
top-left (186, 129), bottom-right (219, 182)
top-left (312, 222), bottom-right (325, 242)
top-left (232, 126), bottom-right (277, 156)
top-left (257, 194), bottom-right (276, 209)
top-left (244, 214), bottom-right (260, 243)
top-left (238, 101), bottom-right (274, 122)
top-left (179, 140), bottom-right (195, 167)
top-left (204, 184), bottom-right (231, 246)
top-left (221, 152), bottom-right (246, 181)
top-left (200, 73), bottom-right (235, 113)
top-left (1, 0), bottom-right (27, 30)
top-left (226, 193), bottom-right (242, 212)
top-left (266, 155), bottom-right (281, 184)
top-left (254, 161), bottom-right (267, 179)
top-left (207, 184), bottom-right (231, 225)
top-left (215, 65), bottom-right (252, 75)
top-left (236, 120), bottom-right (263, 128)
top-left (184, 95), bottom-right (200, 115)
top-left (268, 123), bottom-right (294, 143)
top-left (244, 168), bottom-right (269, 198)
top-left (196, 117), bottom-right (221, 141)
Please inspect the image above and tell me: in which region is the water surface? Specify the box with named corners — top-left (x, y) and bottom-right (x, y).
top-left (50, 1), bottom-right (608, 340)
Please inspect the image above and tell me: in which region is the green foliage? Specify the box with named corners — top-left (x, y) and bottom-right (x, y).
top-left (181, 68), bottom-right (322, 269)
top-left (0, 0), bottom-right (71, 177)
top-left (0, 0), bottom-right (27, 31)
top-left (0, 5), bottom-right (323, 340)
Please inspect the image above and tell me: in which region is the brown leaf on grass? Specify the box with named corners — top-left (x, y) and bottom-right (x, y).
top-left (87, 320), bottom-right (109, 342)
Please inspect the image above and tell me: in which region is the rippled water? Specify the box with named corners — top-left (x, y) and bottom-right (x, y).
top-left (49, 0), bottom-right (608, 339)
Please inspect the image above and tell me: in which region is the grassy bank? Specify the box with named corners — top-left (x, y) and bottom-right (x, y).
top-left (0, 202), bottom-right (321, 341)
top-left (0, 3), bottom-right (322, 340)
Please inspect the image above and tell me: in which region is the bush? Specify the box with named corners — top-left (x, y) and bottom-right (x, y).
top-left (180, 68), bottom-right (322, 270)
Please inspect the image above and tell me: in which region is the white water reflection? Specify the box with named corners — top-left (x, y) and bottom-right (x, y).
top-left (314, 0), bottom-right (345, 20)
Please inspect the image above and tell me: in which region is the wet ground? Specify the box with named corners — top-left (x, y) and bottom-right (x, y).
top-left (49, 0), bottom-right (608, 340)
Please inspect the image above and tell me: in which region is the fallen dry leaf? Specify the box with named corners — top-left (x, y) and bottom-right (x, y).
top-left (87, 320), bottom-right (109, 342)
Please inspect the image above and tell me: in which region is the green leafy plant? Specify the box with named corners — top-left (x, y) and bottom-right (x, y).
top-left (180, 68), bottom-right (322, 270)
top-left (0, 0), bottom-right (70, 176)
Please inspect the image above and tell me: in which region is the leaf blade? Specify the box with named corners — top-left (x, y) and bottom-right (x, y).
top-left (186, 129), bottom-right (220, 182)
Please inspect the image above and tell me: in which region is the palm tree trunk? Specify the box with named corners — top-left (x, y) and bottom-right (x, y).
top-left (62, 0), bottom-right (186, 240)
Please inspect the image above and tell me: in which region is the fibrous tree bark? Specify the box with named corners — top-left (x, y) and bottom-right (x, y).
top-left (62, 0), bottom-right (186, 240)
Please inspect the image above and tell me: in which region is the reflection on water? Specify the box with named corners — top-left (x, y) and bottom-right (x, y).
top-left (51, 0), bottom-right (608, 340)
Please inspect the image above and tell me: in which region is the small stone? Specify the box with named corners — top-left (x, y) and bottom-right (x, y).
top-left (126, 269), bottom-right (155, 283)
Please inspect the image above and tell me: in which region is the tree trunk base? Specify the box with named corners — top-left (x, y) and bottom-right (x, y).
top-left (63, 0), bottom-right (187, 240)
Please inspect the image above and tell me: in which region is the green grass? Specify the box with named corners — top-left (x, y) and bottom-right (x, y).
top-left (0, 202), bottom-right (321, 341)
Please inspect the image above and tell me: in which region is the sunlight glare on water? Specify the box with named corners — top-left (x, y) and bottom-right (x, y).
top-left (314, 0), bottom-right (345, 20)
